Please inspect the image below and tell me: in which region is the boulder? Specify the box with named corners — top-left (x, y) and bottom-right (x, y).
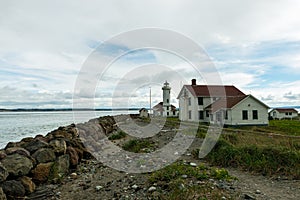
top-left (0, 164), bottom-right (8, 183)
top-left (20, 137), bottom-right (34, 143)
top-left (46, 129), bottom-right (73, 141)
top-left (0, 151), bottom-right (6, 160)
top-left (21, 139), bottom-right (49, 154)
top-left (34, 135), bottom-right (49, 143)
top-left (5, 147), bottom-right (30, 158)
top-left (0, 187), bottom-right (6, 200)
top-left (31, 162), bottom-right (53, 183)
top-left (32, 148), bottom-right (56, 164)
top-left (50, 155), bottom-right (70, 183)
top-left (66, 146), bottom-right (79, 167)
top-left (49, 139), bottom-right (67, 155)
top-left (1, 154), bottom-right (33, 177)
top-left (4, 141), bottom-right (24, 149)
top-left (19, 176), bottom-right (36, 194)
top-left (1, 180), bottom-right (25, 198)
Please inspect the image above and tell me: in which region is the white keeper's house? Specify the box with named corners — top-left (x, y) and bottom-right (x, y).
top-left (177, 79), bottom-right (270, 126)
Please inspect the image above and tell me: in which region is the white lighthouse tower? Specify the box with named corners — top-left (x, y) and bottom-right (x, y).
top-left (162, 81), bottom-right (171, 116)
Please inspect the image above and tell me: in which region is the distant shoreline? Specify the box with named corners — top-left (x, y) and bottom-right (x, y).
top-left (0, 108), bottom-right (140, 112)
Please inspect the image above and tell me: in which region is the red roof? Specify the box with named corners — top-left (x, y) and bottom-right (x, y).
top-left (273, 108), bottom-right (298, 113)
top-left (185, 85), bottom-right (245, 97)
top-left (206, 96), bottom-right (248, 112)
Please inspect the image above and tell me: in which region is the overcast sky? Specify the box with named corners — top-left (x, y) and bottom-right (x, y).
top-left (1, 0), bottom-right (300, 109)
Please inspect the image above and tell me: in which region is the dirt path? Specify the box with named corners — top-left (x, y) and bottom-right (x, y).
top-left (227, 168), bottom-right (300, 200)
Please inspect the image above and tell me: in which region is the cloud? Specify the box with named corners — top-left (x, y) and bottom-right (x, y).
top-left (1, 0), bottom-right (300, 108)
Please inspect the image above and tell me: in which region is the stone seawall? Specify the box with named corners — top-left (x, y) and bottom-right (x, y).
top-left (0, 115), bottom-right (118, 200)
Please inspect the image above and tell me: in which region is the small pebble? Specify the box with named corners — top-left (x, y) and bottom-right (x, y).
top-left (255, 189), bottom-right (261, 194)
top-left (132, 184), bottom-right (138, 190)
top-left (70, 172), bottom-right (77, 179)
top-left (148, 186), bottom-right (157, 192)
top-left (190, 162), bottom-right (197, 167)
top-left (95, 185), bottom-right (103, 191)
top-left (181, 174), bottom-right (188, 179)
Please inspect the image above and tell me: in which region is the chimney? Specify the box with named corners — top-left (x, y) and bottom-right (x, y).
top-left (191, 79), bottom-right (196, 86)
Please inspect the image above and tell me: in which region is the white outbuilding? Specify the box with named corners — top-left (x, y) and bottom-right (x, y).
top-left (269, 108), bottom-right (298, 120)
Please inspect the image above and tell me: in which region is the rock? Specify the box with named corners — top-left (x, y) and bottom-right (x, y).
top-left (190, 162), bottom-right (197, 167)
top-left (4, 142), bottom-right (21, 149)
top-left (131, 184), bottom-right (138, 190)
top-left (0, 187), bottom-right (7, 200)
top-left (95, 185), bottom-right (103, 191)
top-left (1, 180), bottom-right (25, 198)
top-left (70, 173), bottom-right (77, 179)
top-left (31, 162), bottom-right (53, 183)
top-left (181, 174), bottom-right (188, 179)
top-left (0, 164), bottom-right (8, 183)
top-left (19, 176), bottom-right (36, 194)
top-left (50, 155), bottom-right (70, 182)
top-left (0, 151), bottom-right (6, 160)
top-left (49, 139), bottom-right (67, 155)
top-left (1, 154), bottom-right (33, 177)
top-left (66, 146), bottom-right (79, 167)
top-left (244, 193), bottom-right (256, 200)
top-left (20, 137), bottom-right (34, 143)
top-left (32, 148), bottom-right (56, 164)
top-left (5, 147), bottom-right (30, 157)
top-left (21, 139), bottom-right (49, 154)
top-left (255, 189), bottom-right (261, 194)
top-left (221, 197), bottom-right (226, 200)
top-left (148, 186), bottom-right (157, 192)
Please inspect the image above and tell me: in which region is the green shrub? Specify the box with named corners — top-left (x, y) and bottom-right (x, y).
top-left (206, 139), bottom-right (300, 178)
top-left (122, 139), bottom-right (154, 153)
top-left (108, 130), bottom-right (127, 140)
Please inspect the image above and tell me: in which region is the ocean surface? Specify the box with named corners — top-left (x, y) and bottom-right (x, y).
top-left (0, 110), bottom-right (137, 149)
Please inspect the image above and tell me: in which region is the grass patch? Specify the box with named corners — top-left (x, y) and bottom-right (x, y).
top-left (108, 130), bottom-right (127, 140)
top-left (206, 139), bottom-right (300, 178)
top-left (196, 127), bottom-right (208, 138)
top-left (148, 161), bottom-right (236, 200)
top-left (267, 120), bottom-right (300, 136)
top-left (122, 139), bottom-right (155, 153)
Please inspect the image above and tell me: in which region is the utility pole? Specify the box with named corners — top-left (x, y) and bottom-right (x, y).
top-left (149, 86), bottom-right (152, 115)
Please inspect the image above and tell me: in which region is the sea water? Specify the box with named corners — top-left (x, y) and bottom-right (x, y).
top-left (0, 110), bottom-right (137, 149)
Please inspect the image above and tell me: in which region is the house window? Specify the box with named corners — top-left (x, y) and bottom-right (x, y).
top-left (206, 110), bottom-right (209, 117)
top-left (285, 112), bottom-right (288, 115)
top-left (199, 111), bottom-right (204, 120)
top-left (188, 110), bottom-right (192, 119)
top-left (198, 97), bottom-right (203, 105)
top-left (289, 112), bottom-right (292, 115)
top-left (167, 99), bottom-right (169, 103)
top-left (166, 106), bottom-right (169, 110)
top-left (216, 112), bottom-right (222, 122)
top-left (242, 110), bottom-right (248, 120)
top-left (188, 98), bottom-right (191, 106)
top-left (173, 111), bottom-right (176, 115)
top-left (253, 110), bottom-right (258, 120)
top-left (224, 110), bottom-right (228, 120)
top-left (167, 112), bottom-right (169, 116)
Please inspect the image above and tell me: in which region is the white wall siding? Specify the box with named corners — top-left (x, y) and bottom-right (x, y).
top-left (230, 97), bottom-right (269, 125)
